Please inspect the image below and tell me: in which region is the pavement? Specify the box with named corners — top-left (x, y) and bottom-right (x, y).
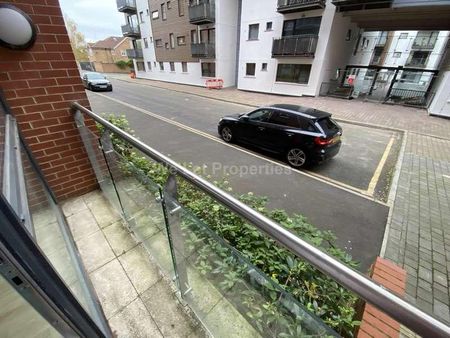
top-left (100, 74), bottom-right (450, 324)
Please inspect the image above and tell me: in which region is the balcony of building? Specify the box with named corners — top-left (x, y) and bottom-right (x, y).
top-left (272, 35), bottom-right (318, 57)
top-left (189, 1), bottom-right (215, 25)
top-left (411, 33), bottom-right (438, 50)
top-left (191, 42), bottom-right (215, 58)
top-left (121, 23), bottom-right (140, 38)
top-left (116, 0), bottom-right (137, 13)
top-left (277, 0), bottom-right (325, 13)
top-left (126, 48), bottom-right (143, 59)
top-left (1, 97), bottom-right (450, 338)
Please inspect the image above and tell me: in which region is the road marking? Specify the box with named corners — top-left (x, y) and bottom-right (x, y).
top-left (93, 92), bottom-right (387, 205)
top-left (367, 135), bottom-right (396, 196)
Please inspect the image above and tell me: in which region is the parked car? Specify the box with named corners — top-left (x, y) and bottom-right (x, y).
top-left (82, 72), bottom-right (113, 91)
top-left (218, 104), bottom-right (342, 168)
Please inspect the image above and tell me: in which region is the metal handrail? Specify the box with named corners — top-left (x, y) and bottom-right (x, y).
top-left (71, 101), bottom-right (450, 338)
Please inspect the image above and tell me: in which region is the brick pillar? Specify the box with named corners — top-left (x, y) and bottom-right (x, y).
top-left (0, 0), bottom-right (98, 199)
top-left (357, 257), bottom-right (407, 338)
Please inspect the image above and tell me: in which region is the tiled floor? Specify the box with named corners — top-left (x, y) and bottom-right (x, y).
top-left (63, 190), bottom-right (205, 338)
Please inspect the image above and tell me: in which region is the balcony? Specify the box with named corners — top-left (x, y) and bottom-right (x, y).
top-left (411, 38), bottom-right (437, 50)
top-left (189, 1), bottom-right (215, 24)
top-left (121, 23), bottom-right (140, 38)
top-left (126, 48), bottom-right (143, 59)
top-left (116, 0), bottom-right (136, 13)
top-left (277, 0), bottom-right (325, 13)
top-left (191, 42), bottom-right (215, 58)
top-left (272, 35), bottom-right (318, 57)
top-left (331, 0), bottom-right (392, 11)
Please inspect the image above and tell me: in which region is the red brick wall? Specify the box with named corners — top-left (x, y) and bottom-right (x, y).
top-left (0, 0), bottom-right (98, 199)
top-left (357, 257), bottom-right (407, 338)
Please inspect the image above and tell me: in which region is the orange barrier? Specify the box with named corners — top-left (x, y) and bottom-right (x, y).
top-left (206, 78), bottom-right (224, 89)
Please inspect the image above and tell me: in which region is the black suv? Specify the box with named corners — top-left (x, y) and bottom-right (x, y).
top-left (218, 104), bottom-right (342, 168)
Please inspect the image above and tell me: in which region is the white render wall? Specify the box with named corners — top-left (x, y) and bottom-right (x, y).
top-left (237, 0), bottom-right (355, 97)
top-left (131, 0), bottom-right (238, 87)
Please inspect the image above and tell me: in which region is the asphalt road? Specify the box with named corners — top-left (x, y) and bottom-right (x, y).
top-left (87, 82), bottom-right (391, 271)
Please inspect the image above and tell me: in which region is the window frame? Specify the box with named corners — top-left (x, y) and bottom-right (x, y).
top-left (161, 3), bottom-right (167, 20)
top-left (266, 22), bottom-right (272, 31)
top-left (177, 36), bottom-right (186, 46)
top-left (248, 24), bottom-right (259, 41)
top-left (201, 62), bottom-right (215, 77)
top-left (275, 64), bottom-right (311, 84)
top-left (245, 63), bottom-right (256, 76)
top-left (152, 10), bottom-right (159, 19)
top-left (261, 63), bottom-right (268, 71)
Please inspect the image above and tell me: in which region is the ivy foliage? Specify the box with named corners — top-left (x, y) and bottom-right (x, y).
top-left (98, 115), bottom-right (361, 337)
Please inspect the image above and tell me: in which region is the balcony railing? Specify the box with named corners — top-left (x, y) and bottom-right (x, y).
top-left (121, 23), bottom-right (140, 38)
top-left (70, 101), bottom-right (450, 338)
top-left (412, 38), bottom-right (437, 50)
top-left (126, 48), bottom-right (143, 59)
top-left (116, 0), bottom-right (136, 13)
top-left (277, 0), bottom-right (326, 13)
top-left (191, 42), bottom-right (215, 58)
top-left (189, 1), bottom-right (215, 24)
top-left (272, 35), bottom-right (318, 57)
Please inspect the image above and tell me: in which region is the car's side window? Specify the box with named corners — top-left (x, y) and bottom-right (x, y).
top-left (268, 112), bottom-right (299, 128)
top-left (247, 109), bottom-right (272, 122)
top-left (298, 117), bottom-right (317, 132)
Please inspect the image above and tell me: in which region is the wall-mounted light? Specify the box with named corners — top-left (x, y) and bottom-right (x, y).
top-left (0, 4), bottom-right (37, 50)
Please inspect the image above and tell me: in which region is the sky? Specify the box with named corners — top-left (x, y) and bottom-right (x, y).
top-left (58, 0), bottom-right (124, 42)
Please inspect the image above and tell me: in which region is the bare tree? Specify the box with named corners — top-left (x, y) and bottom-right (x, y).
top-left (64, 14), bottom-right (88, 61)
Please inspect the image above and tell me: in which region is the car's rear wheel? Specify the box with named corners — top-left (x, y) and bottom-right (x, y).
top-left (221, 126), bottom-right (233, 143)
top-left (286, 148), bottom-right (307, 168)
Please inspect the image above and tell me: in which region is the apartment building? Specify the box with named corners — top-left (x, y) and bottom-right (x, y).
top-left (342, 30), bottom-right (450, 103)
top-left (118, 0), bottom-right (239, 87)
top-left (87, 36), bottom-right (132, 73)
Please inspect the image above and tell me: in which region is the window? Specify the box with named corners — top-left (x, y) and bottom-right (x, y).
top-left (167, 1), bottom-right (172, 9)
top-left (200, 28), bottom-right (215, 43)
top-left (154, 61), bottom-right (156, 67)
top-left (248, 109), bottom-right (272, 122)
top-left (268, 112), bottom-right (299, 128)
top-left (276, 64), bottom-right (311, 84)
top-left (246, 63), bottom-right (256, 76)
top-left (150, 37), bottom-right (153, 43)
top-left (298, 117), bottom-right (316, 132)
top-left (371, 46), bottom-right (383, 64)
top-left (191, 29), bottom-right (198, 43)
top-left (401, 71), bottom-right (421, 83)
top-left (169, 33), bottom-right (175, 48)
top-left (152, 10), bottom-right (159, 19)
top-left (182, 62), bottom-right (188, 72)
top-left (161, 3), bottom-right (167, 20)
top-left (399, 33), bottom-right (408, 39)
top-left (266, 22), bottom-right (272, 31)
top-left (201, 62), bottom-right (215, 77)
top-left (178, 0), bottom-right (184, 16)
top-left (165, 42), bottom-right (169, 49)
top-left (121, 50), bottom-right (126, 56)
top-left (407, 51), bottom-right (430, 66)
top-left (147, 61), bottom-right (152, 70)
top-left (155, 39), bottom-right (163, 47)
top-left (345, 29), bottom-right (351, 41)
top-left (282, 17), bottom-right (321, 37)
top-left (170, 62), bottom-right (175, 72)
top-left (317, 117), bottom-right (340, 134)
top-left (248, 24), bottom-right (259, 40)
top-left (139, 11), bottom-right (144, 22)
top-left (143, 38), bottom-right (148, 48)
top-left (136, 61), bottom-right (145, 71)
top-left (177, 36), bottom-right (186, 45)
top-left (159, 62), bottom-right (164, 70)
top-left (146, 9), bottom-right (149, 16)
top-left (261, 63), bottom-right (267, 71)
top-left (393, 52), bottom-right (401, 58)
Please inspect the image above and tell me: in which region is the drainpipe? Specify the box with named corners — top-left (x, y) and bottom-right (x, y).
top-left (234, 0), bottom-right (242, 87)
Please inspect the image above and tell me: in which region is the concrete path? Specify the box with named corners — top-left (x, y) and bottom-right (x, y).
top-left (104, 74), bottom-right (450, 324)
